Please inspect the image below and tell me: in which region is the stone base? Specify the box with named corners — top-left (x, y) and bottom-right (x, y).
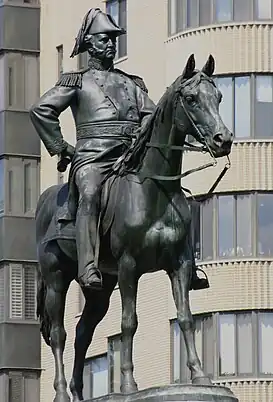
top-left (87, 384), bottom-right (239, 402)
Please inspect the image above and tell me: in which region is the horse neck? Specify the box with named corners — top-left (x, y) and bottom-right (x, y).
top-left (140, 105), bottom-right (186, 189)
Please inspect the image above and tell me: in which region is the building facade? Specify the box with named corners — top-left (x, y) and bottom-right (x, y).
top-left (39, 1), bottom-right (273, 401)
top-left (0, 0), bottom-right (41, 401)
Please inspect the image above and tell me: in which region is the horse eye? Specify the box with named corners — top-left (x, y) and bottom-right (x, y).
top-left (185, 95), bottom-right (195, 105)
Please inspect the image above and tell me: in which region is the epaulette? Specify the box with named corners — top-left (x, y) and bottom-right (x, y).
top-left (55, 67), bottom-right (89, 89)
top-left (115, 68), bottom-right (149, 93)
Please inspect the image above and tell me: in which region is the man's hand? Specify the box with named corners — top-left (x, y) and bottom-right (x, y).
top-left (57, 143), bottom-right (75, 172)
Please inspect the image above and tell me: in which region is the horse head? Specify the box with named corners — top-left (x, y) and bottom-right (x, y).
top-left (174, 54), bottom-right (234, 158)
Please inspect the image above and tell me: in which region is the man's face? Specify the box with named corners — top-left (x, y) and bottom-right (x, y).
top-left (88, 33), bottom-right (117, 61)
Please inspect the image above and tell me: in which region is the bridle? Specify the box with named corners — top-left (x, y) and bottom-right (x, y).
top-left (141, 76), bottom-right (231, 199)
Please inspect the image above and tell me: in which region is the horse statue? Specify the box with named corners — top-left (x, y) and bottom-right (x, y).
top-left (35, 54), bottom-right (233, 402)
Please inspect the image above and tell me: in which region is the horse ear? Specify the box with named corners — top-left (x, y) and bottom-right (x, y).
top-left (202, 54), bottom-right (215, 77)
top-left (182, 54), bottom-right (196, 79)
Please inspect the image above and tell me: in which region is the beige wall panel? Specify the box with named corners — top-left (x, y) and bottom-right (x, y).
top-left (182, 142), bottom-right (273, 196)
top-left (168, 260), bottom-right (273, 318)
top-left (216, 379), bottom-right (273, 402)
top-left (165, 23), bottom-right (273, 84)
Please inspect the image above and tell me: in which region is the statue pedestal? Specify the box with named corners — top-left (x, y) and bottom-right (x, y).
top-left (87, 384), bottom-right (238, 402)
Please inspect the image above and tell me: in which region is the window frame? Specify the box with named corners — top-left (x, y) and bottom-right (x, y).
top-left (171, 310), bottom-right (273, 382)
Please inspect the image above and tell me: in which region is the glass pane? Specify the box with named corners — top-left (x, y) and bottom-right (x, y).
top-left (237, 313), bottom-right (253, 374)
top-left (187, 0), bottom-right (198, 28)
top-left (219, 314), bottom-right (235, 376)
top-left (203, 316), bottom-right (213, 377)
top-left (255, 75), bottom-right (273, 138)
top-left (0, 268), bottom-right (4, 322)
top-left (215, 0), bottom-right (233, 22)
top-left (169, 0), bottom-right (177, 35)
top-left (91, 356), bottom-right (108, 398)
top-left (0, 160), bottom-right (4, 215)
top-left (202, 198), bottom-right (214, 260)
top-left (234, 0), bottom-right (252, 21)
top-left (235, 76), bottom-right (250, 138)
top-left (24, 163), bottom-right (31, 213)
top-left (218, 196), bottom-right (234, 258)
top-left (195, 318), bottom-right (203, 366)
top-left (255, 0), bottom-right (272, 19)
top-left (191, 201), bottom-right (201, 260)
top-left (106, 0), bottom-right (119, 23)
top-left (257, 194), bottom-right (273, 256)
top-left (118, 0), bottom-right (127, 58)
top-left (199, 0), bottom-right (211, 26)
top-left (258, 313), bottom-right (273, 374)
top-left (109, 337), bottom-right (121, 393)
top-left (177, 0), bottom-right (187, 32)
top-left (82, 363), bottom-right (91, 400)
top-left (236, 195), bottom-right (252, 256)
top-left (172, 321), bottom-right (181, 382)
top-left (0, 56), bottom-right (4, 110)
top-left (217, 77), bottom-right (233, 133)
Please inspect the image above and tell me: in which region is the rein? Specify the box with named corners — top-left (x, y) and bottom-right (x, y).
top-left (134, 92), bottom-right (231, 198)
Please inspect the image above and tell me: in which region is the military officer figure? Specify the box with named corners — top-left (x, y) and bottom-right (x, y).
top-left (30, 8), bottom-right (208, 291)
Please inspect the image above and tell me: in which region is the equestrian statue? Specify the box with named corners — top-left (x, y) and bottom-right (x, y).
top-left (30, 8), bottom-right (234, 402)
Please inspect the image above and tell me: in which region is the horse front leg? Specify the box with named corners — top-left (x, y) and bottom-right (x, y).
top-left (118, 253), bottom-right (139, 394)
top-left (70, 274), bottom-right (117, 402)
top-left (45, 272), bottom-right (70, 402)
top-left (168, 251), bottom-right (211, 385)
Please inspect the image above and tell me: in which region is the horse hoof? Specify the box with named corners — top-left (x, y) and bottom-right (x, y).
top-left (53, 392), bottom-right (71, 402)
top-left (192, 376), bottom-right (212, 386)
top-left (121, 383), bottom-right (138, 394)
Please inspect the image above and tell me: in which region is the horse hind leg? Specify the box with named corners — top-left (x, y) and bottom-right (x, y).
top-left (38, 243), bottom-right (71, 402)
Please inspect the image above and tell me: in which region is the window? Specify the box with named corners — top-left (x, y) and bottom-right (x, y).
top-left (78, 52), bottom-right (89, 70)
top-left (57, 45), bottom-right (63, 78)
top-left (168, 0), bottom-right (273, 36)
top-left (106, 0), bottom-right (127, 59)
top-left (8, 371), bottom-right (39, 402)
top-left (191, 192), bottom-right (273, 261)
top-left (83, 355), bottom-right (108, 400)
top-left (256, 0), bottom-right (272, 19)
top-left (215, 0), bottom-right (232, 22)
top-left (215, 74), bottom-right (273, 139)
top-left (0, 268), bottom-right (4, 322)
top-left (201, 197), bottom-right (213, 260)
top-left (171, 311), bottom-right (273, 381)
top-left (257, 193), bottom-right (273, 256)
top-left (0, 56), bottom-right (4, 111)
top-left (109, 336), bottom-right (121, 393)
top-left (218, 195), bottom-right (234, 257)
top-left (9, 264), bottom-right (37, 321)
top-left (0, 159), bottom-right (4, 216)
top-left (255, 75), bottom-right (273, 138)
top-left (6, 53), bottom-right (39, 110)
top-left (6, 157), bottom-right (39, 216)
top-left (24, 163), bottom-right (31, 213)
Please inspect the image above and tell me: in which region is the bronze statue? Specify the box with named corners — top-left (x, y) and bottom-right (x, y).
top-left (30, 8), bottom-right (208, 292)
top-left (30, 8), bottom-right (234, 402)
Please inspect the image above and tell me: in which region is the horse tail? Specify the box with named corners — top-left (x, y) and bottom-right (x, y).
top-left (36, 268), bottom-right (51, 346)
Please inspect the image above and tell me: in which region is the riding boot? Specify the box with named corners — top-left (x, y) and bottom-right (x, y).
top-left (190, 266), bottom-right (209, 291)
top-left (76, 201), bottom-right (102, 290)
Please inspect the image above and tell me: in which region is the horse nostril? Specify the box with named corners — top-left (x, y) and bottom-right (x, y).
top-left (213, 133), bottom-right (223, 145)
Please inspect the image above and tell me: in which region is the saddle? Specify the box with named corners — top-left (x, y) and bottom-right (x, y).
top-left (42, 176), bottom-right (120, 246)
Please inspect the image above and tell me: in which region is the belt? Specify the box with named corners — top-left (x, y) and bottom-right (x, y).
top-left (76, 121), bottom-right (139, 140)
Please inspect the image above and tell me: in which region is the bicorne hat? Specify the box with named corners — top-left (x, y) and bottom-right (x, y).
top-left (70, 8), bottom-right (126, 58)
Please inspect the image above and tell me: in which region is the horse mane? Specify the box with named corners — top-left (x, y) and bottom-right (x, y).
top-left (120, 78), bottom-right (181, 174)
